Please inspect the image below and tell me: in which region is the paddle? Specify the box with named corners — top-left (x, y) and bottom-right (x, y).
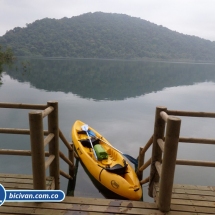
top-left (81, 124), bottom-right (98, 160)
top-left (86, 125), bottom-right (138, 166)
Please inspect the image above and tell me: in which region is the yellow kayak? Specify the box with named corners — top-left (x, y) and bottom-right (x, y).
top-left (71, 120), bottom-right (142, 200)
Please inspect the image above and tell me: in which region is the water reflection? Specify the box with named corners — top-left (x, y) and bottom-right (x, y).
top-left (4, 58), bottom-right (215, 101)
top-left (1, 58), bottom-right (215, 202)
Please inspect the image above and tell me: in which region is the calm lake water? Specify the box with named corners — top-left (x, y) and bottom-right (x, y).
top-left (1, 58), bottom-right (215, 202)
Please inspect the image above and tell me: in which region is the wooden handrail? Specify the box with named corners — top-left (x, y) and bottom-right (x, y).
top-left (176, 159), bottom-right (215, 167)
top-left (44, 133), bottom-right (54, 147)
top-left (179, 137), bottom-right (215, 145)
top-left (140, 176), bottom-right (150, 185)
top-left (45, 155), bottom-right (55, 169)
top-left (157, 139), bottom-right (164, 152)
top-left (59, 129), bottom-right (73, 151)
top-left (155, 161), bottom-right (162, 177)
top-left (167, 109), bottom-right (215, 118)
top-left (60, 170), bottom-right (73, 180)
top-left (59, 129), bottom-right (78, 158)
top-left (137, 135), bottom-right (153, 180)
top-left (138, 157), bottom-right (151, 172)
top-left (0, 149), bottom-right (49, 156)
top-left (0, 149), bottom-right (31, 156)
top-left (0, 128), bottom-right (31, 134)
top-left (0, 102), bottom-right (47, 109)
top-left (160, 111), bottom-right (169, 122)
top-left (42, 106), bottom-right (54, 118)
top-left (0, 128), bottom-right (49, 135)
top-left (59, 151), bottom-right (74, 168)
top-left (140, 135), bottom-right (153, 155)
top-left (138, 157), bottom-right (215, 169)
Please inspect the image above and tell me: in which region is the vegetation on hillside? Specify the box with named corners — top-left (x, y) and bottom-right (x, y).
top-left (0, 45), bottom-right (14, 81)
top-left (0, 12), bottom-right (215, 61)
top-left (0, 45), bottom-right (13, 64)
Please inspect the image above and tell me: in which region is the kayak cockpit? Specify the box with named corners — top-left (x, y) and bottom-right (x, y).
top-left (105, 159), bottom-right (128, 175)
top-left (78, 136), bottom-right (128, 175)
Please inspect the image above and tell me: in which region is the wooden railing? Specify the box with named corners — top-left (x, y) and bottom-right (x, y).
top-left (137, 106), bottom-right (215, 213)
top-left (151, 107), bottom-right (181, 212)
top-left (136, 135), bottom-right (153, 183)
top-left (0, 101), bottom-right (77, 190)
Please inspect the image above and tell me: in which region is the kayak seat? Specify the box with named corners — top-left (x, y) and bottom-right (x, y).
top-left (105, 160), bottom-right (128, 175)
top-left (79, 137), bottom-right (100, 148)
top-left (107, 148), bottom-right (117, 161)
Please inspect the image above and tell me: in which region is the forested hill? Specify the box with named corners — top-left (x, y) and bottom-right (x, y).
top-left (1, 12), bottom-right (215, 61)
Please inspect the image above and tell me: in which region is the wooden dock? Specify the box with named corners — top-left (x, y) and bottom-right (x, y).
top-left (1, 182), bottom-right (215, 214)
top-left (0, 173), bottom-right (215, 214)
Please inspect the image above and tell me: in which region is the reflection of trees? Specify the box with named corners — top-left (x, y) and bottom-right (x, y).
top-left (0, 45), bottom-right (14, 84)
top-left (5, 58), bottom-right (215, 100)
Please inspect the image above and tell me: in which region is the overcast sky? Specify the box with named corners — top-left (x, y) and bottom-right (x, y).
top-left (0, 0), bottom-right (215, 41)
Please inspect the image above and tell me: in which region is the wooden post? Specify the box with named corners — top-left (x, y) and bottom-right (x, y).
top-left (69, 143), bottom-right (75, 177)
top-left (137, 147), bottom-right (144, 180)
top-left (158, 116), bottom-right (181, 212)
top-left (148, 106), bottom-right (167, 197)
top-left (29, 111), bottom-right (46, 190)
top-left (47, 101), bottom-right (60, 189)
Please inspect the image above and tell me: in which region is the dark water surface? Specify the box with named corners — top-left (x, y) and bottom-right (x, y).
top-left (1, 58), bottom-right (215, 202)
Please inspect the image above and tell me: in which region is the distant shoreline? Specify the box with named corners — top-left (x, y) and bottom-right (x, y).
top-left (15, 56), bottom-right (215, 65)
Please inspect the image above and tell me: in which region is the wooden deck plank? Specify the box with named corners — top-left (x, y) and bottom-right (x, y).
top-left (171, 204), bottom-right (215, 214)
top-left (62, 196), bottom-right (158, 209)
top-left (171, 192), bottom-right (215, 201)
top-left (0, 177), bottom-right (53, 184)
top-left (2, 201), bottom-right (199, 215)
top-left (1, 198), bottom-right (214, 215)
top-left (2, 181), bottom-right (53, 190)
top-left (1, 180), bottom-right (52, 187)
top-left (0, 173), bottom-right (53, 181)
top-left (171, 184), bottom-right (215, 191)
top-left (155, 183), bottom-right (215, 196)
top-left (0, 178), bottom-right (34, 184)
top-left (0, 173), bottom-right (34, 179)
top-left (0, 206), bottom-right (65, 215)
top-left (2, 182), bottom-right (32, 189)
top-left (155, 183), bottom-right (215, 192)
top-left (154, 183), bottom-right (215, 214)
top-left (171, 198), bottom-right (215, 208)
top-left (0, 174), bottom-right (54, 190)
top-left (172, 188), bottom-right (215, 196)
top-left (3, 198), bottom-right (158, 210)
top-left (2, 200), bottom-right (161, 214)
